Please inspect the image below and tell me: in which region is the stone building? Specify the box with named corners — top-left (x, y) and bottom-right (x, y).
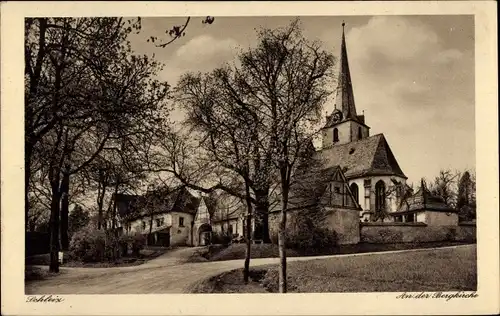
top-left (392, 179), bottom-right (459, 226)
top-left (317, 23), bottom-right (408, 222)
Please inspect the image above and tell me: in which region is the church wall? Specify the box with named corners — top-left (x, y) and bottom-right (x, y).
top-left (360, 222), bottom-right (476, 243)
top-left (268, 207), bottom-right (360, 245)
top-left (348, 175), bottom-right (407, 218)
top-left (322, 123), bottom-right (352, 147)
top-left (349, 121), bottom-right (369, 141)
top-left (426, 211), bottom-right (459, 226)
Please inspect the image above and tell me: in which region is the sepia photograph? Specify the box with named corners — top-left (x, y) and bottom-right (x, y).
top-left (1, 1), bottom-right (498, 315)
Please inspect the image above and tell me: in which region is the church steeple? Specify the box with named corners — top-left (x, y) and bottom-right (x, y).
top-left (322, 22), bottom-right (370, 148)
top-left (334, 22), bottom-right (358, 120)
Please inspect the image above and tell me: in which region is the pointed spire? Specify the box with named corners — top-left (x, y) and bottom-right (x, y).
top-left (333, 22), bottom-right (358, 121)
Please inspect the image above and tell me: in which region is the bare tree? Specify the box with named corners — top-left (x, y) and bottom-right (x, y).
top-left (429, 169), bottom-right (459, 208)
top-left (236, 20), bottom-right (334, 293)
top-left (160, 19), bottom-right (334, 291)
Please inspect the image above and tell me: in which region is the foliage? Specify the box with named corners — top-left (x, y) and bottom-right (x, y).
top-left (211, 232), bottom-right (232, 245)
top-left (68, 204), bottom-right (90, 238)
top-left (457, 171), bottom-right (476, 221)
top-left (286, 210), bottom-right (338, 251)
top-left (69, 224), bottom-right (147, 262)
top-left (69, 225), bottom-right (107, 262)
top-left (25, 17), bottom-right (170, 271)
top-left (121, 232), bottom-right (147, 256)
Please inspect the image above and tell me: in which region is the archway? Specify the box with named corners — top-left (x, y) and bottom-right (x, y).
top-left (197, 223), bottom-right (212, 246)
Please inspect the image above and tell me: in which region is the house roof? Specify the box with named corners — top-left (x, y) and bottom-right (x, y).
top-left (397, 180), bottom-right (456, 213)
top-left (114, 186), bottom-right (200, 221)
top-left (317, 133), bottom-right (407, 179)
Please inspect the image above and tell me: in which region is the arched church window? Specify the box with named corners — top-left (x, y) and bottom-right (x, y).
top-left (333, 128), bottom-right (339, 142)
top-left (350, 183), bottom-right (359, 204)
top-left (358, 127), bottom-right (362, 140)
top-left (375, 180), bottom-right (386, 212)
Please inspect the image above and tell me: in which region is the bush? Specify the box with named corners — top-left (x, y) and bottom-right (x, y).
top-left (69, 225), bottom-right (107, 262)
top-left (211, 232), bottom-right (232, 245)
top-left (129, 233), bottom-right (146, 256)
top-left (286, 225), bottom-right (337, 252)
top-left (446, 228), bottom-right (457, 241)
top-left (69, 226), bottom-right (146, 262)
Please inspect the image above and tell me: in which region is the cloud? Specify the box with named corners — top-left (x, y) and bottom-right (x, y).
top-left (348, 16), bottom-right (439, 63)
top-left (173, 35), bottom-right (240, 70)
top-left (331, 16), bottom-right (475, 183)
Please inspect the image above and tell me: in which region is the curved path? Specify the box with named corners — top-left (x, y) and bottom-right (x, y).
top-left (25, 244), bottom-right (474, 294)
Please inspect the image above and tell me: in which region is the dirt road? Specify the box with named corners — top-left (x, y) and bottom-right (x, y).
top-left (25, 244), bottom-right (474, 294)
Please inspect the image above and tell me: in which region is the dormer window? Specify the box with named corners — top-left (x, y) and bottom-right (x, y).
top-left (333, 128), bottom-right (339, 142)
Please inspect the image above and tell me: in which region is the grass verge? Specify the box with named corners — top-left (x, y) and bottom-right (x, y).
top-left (191, 244), bottom-right (477, 293)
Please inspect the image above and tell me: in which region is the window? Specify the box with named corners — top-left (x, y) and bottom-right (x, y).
top-left (406, 213), bottom-right (415, 223)
top-left (375, 180), bottom-right (386, 212)
top-left (228, 224), bottom-right (233, 234)
top-left (156, 218), bottom-right (164, 227)
top-left (358, 127), bottom-right (362, 140)
top-left (350, 183), bottom-right (359, 204)
top-left (333, 128), bottom-right (339, 142)
top-left (334, 186), bottom-right (340, 194)
top-left (394, 216), bottom-right (402, 222)
top-left (179, 217), bottom-right (184, 227)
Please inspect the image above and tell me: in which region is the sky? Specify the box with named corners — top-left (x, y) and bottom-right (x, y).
top-left (128, 15), bottom-right (475, 186)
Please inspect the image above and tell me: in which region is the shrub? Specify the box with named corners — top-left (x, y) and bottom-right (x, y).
top-left (286, 225), bottom-right (337, 252)
top-left (69, 226), bottom-right (142, 262)
top-left (130, 233), bottom-right (146, 256)
top-left (445, 228), bottom-right (457, 241)
top-left (212, 232), bottom-right (232, 245)
top-left (69, 225), bottom-right (107, 262)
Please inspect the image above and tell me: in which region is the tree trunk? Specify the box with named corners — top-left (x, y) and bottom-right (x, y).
top-left (49, 185), bottom-right (61, 273)
top-left (278, 183), bottom-right (289, 293)
top-left (25, 146), bottom-right (32, 232)
top-left (255, 188), bottom-right (271, 243)
top-left (243, 182), bottom-right (253, 283)
top-left (60, 171), bottom-right (70, 250)
top-left (96, 171), bottom-right (107, 230)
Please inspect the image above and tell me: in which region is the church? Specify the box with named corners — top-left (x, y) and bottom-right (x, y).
top-left (316, 23), bottom-right (408, 223)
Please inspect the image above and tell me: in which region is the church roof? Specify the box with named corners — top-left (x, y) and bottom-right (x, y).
top-left (317, 133), bottom-right (407, 179)
top-left (324, 23), bottom-right (362, 129)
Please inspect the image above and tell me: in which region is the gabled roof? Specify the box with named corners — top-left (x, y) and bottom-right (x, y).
top-left (287, 165), bottom-right (361, 211)
top-left (317, 133), bottom-right (407, 179)
top-left (114, 186), bottom-right (200, 221)
top-left (396, 180), bottom-right (456, 214)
